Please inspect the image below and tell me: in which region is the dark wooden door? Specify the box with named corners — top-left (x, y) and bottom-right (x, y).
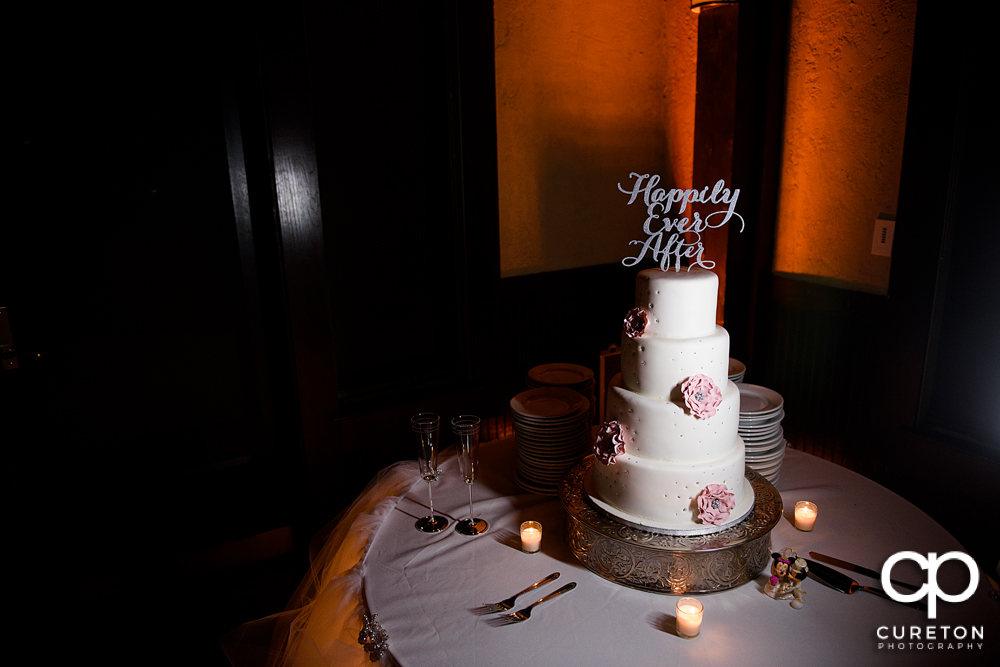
top-left (4, 1), bottom-right (505, 574)
top-left (4, 7), bottom-right (308, 576)
top-left (6, 3), bottom-right (501, 663)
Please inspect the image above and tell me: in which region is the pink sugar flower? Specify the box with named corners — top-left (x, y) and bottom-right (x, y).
top-left (623, 308), bottom-right (647, 339)
top-left (681, 374), bottom-right (722, 419)
top-left (594, 421), bottom-right (626, 465)
top-left (697, 483), bottom-right (736, 525)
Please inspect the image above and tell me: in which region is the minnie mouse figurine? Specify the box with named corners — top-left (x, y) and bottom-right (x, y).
top-left (764, 548), bottom-right (808, 608)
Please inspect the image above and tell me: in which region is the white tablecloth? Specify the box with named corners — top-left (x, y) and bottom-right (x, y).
top-left (222, 436), bottom-right (999, 666)
top-left (362, 437), bottom-right (999, 666)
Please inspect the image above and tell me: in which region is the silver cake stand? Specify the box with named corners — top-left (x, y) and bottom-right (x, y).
top-left (560, 457), bottom-right (783, 594)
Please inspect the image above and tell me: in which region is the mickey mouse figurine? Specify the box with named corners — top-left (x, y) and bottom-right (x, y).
top-left (764, 548), bottom-right (808, 609)
top-left (787, 556), bottom-right (809, 609)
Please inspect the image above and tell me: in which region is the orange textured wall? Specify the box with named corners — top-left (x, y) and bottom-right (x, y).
top-left (774, 0), bottom-right (917, 293)
top-left (495, 0), bottom-right (698, 277)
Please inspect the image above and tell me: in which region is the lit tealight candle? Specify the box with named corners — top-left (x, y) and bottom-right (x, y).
top-left (520, 521), bottom-right (542, 553)
top-left (675, 598), bottom-right (703, 639)
top-left (794, 501), bottom-right (818, 532)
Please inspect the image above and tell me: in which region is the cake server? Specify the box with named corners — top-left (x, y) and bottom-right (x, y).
top-left (805, 559), bottom-right (926, 611)
top-left (809, 551), bottom-right (921, 592)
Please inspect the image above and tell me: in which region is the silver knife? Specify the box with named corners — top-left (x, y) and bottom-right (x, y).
top-left (810, 551), bottom-right (922, 592)
top-left (806, 559), bottom-right (926, 611)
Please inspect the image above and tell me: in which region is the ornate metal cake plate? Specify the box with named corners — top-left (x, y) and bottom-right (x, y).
top-left (560, 457), bottom-right (782, 594)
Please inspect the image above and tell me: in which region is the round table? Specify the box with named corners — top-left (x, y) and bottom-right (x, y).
top-left (362, 436), bottom-right (999, 666)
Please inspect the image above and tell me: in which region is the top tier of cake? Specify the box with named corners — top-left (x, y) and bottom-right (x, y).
top-left (635, 268), bottom-right (718, 338)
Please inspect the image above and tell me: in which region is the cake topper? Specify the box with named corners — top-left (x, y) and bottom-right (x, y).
top-left (618, 173), bottom-right (744, 272)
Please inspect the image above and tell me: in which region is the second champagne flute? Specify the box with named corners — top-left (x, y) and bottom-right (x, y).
top-left (453, 415), bottom-right (488, 535)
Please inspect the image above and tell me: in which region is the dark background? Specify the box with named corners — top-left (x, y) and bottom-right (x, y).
top-left (4, 1), bottom-right (996, 665)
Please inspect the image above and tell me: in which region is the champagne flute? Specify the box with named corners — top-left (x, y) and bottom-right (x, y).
top-left (411, 412), bottom-right (448, 533)
top-left (453, 414), bottom-right (488, 535)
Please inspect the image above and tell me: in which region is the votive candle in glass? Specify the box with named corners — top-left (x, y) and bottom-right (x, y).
top-left (675, 598), bottom-right (703, 639)
top-left (520, 521), bottom-right (542, 553)
top-left (794, 501), bottom-right (818, 532)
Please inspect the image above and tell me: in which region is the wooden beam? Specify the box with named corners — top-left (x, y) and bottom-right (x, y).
top-left (692, 4), bottom-right (739, 322)
top-left (256, 1), bottom-right (340, 507)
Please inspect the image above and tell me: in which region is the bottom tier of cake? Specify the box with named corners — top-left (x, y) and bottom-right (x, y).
top-left (590, 438), bottom-right (750, 534)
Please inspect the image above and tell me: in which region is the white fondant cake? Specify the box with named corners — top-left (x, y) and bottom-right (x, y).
top-left (590, 268), bottom-right (753, 533)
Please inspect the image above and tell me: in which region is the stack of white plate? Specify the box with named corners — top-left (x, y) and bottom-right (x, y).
top-left (526, 363), bottom-right (596, 424)
top-left (511, 386), bottom-right (592, 495)
top-left (738, 384), bottom-right (786, 485)
top-left (728, 358), bottom-right (746, 383)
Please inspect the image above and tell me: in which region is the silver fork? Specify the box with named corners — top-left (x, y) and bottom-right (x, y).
top-left (482, 572), bottom-right (561, 612)
top-left (490, 582), bottom-right (577, 625)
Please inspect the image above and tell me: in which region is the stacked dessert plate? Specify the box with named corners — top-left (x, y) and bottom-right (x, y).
top-left (728, 358), bottom-right (746, 383)
top-left (526, 363), bottom-right (596, 424)
top-left (738, 384), bottom-right (786, 485)
top-left (511, 386), bottom-right (592, 495)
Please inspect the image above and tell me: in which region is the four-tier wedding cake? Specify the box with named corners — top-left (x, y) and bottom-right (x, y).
top-left (588, 267), bottom-right (754, 534)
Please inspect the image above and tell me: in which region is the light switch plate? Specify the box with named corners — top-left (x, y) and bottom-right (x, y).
top-left (872, 218), bottom-right (895, 257)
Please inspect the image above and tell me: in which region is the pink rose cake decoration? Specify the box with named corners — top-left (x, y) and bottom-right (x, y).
top-left (623, 307), bottom-right (647, 339)
top-left (697, 483), bottom-right (736, 525)
top-left (681, 374), bottom-right (723, 419)
top-left (594, 420), bottom-right (626, 465)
